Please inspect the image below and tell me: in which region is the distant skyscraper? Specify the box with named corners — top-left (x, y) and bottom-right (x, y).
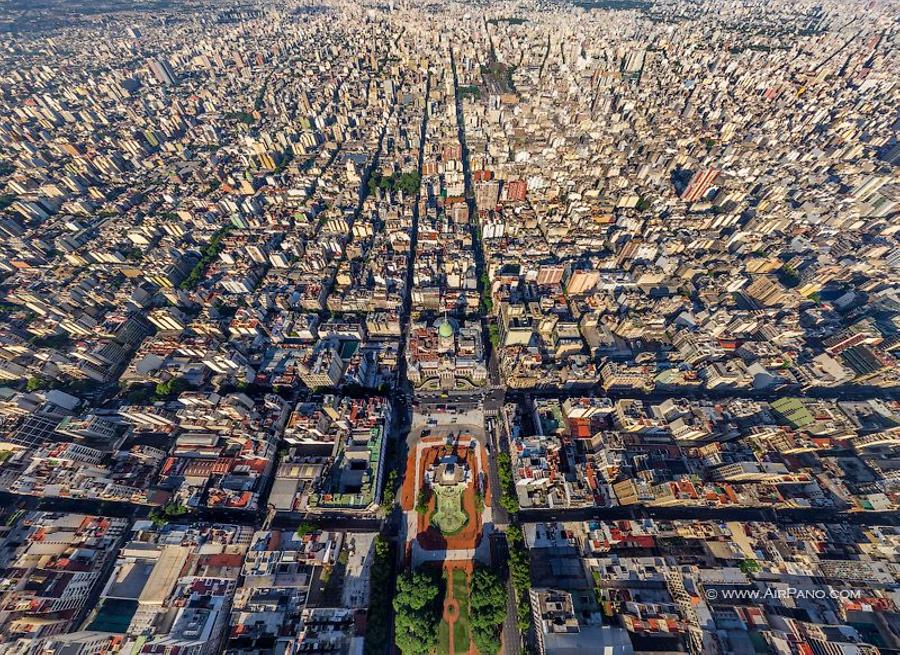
top-left (681, 167), bottom-right (719, 203)
top-left (148, 58), bottom-right (177, 86)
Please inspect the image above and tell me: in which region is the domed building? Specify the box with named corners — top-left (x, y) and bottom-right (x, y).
top-left (437, 315), bottom-right (455, 354)
top-left (406, 318), bottom-right (488, 391)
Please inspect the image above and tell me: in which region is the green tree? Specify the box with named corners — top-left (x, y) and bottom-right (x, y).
top-left (296, 522), bottom-right (317, 538)
top-left (505, 524), bottom-right (533, 635)
top-left (488, 324), bottom-right (501, 350)
top-left (393, 570), bottom-right (441, 655)
top-left (26, 376), bottom-right (47, 392)
top-left (154, 377), bottom-right (190, 400)
top-left (500, 492), bottom-right (519, 513)
top-left (415, 488), bottom-right (430, 514)
top-left (469, 568), bottom-right (507, 655)
top-left (148, 509), bottom-right (167, 528)
top-left (125, 385), bottom-right (154, 404)
top-left (496, 452), bottom-right (520, 513)
top-left (382, 469), bottom-right (398, 508)
top-left (179, 225), bottom-right (233, 290)
top-left (739, 559), bottom-right (761, 575)
top-left (516, 599), bottom-right (532, 632)
top-left (368, 171), bottom-right (421, 197)
top-left (396, 171), bottom-right (422, 195)
top-left (364, 535), bottom-right (394, 654)
top-left (508, 544), bottom-right (531, 592)
top-left (480, 273), bottom-right (493, 313)
top-left (148, 501), bottom-right (188, 528)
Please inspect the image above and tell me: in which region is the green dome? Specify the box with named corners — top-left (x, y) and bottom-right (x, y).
top-left (438, 319), bottom-right (454, 338)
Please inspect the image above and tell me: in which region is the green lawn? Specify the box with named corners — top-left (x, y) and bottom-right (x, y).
top-left (452, 569), bottom-right (471, 654)
top-left (437, 620), bottom-right (451, 655)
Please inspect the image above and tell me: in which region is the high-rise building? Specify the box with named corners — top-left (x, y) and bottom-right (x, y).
top-left (536, 265), bottom-right (565, 286)
top-left (681, 167), bottom-right (719, 203)
top-left (565, 269), bottom-right (600, 295)
top-left (504, 179), bottom-right (527, 202)
top-left (474, 180), bottom-right (500, 209)
top-left (148, 58), bottom-right (177, 86)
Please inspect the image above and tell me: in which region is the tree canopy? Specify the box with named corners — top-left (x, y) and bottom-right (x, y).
top-left (506, 526), bottom-right (533, 633)
top-left (469, 568), bottom-right (508, 655)
top-left (497, 452), bottom-right (520, 513)
top-left (368, 171), bottom-right (422, 197)
top-left (154, 377), bottom-right (190, 400)
top-left (415, 488), bottom-right (431, 515)
top-left (363, 535), bottom-right (393, 654)
top-left (393, 570), bottom-right (441, 655)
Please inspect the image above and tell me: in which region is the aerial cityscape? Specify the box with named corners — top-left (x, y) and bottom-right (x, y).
top-left (0, 0), bottom-right (898, 654)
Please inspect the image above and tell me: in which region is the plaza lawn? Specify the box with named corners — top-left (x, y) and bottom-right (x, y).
top-left (438, 568), bottom-right (473, 655)
top-left (438, 620), bottom-right (451, 655)
top-left (431, 484), bottom-right (469, 535)
top-left (452, 569), bottom-right (471, 653)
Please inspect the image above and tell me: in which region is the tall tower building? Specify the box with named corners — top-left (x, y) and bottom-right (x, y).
top-left (148, 58), bottom-right (177, 86)
top-left (681, 167), bottom-right (719, 203)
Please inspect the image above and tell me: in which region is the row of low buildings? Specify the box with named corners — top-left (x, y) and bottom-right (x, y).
top-left (0, 512), bottom-right (130, 649)
top-left (271, 395), bottom-right (392, 513)
top-left (524, 519), bottom-right (898, 655)
top-left (500, 396), bottom-right (900, 513)
top-left (0, 384), bottom-right (392, 516)
top-left (0, 514), bottom-right (375, 655)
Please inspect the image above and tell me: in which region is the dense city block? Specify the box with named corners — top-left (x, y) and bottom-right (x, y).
top-left (0, 0), bottom-right (898, 653)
